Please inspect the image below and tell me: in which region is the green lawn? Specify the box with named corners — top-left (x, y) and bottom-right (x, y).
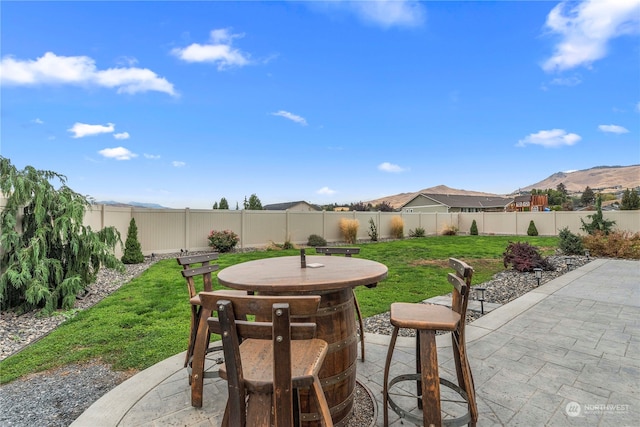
top-left (0, 235), bottom-right (558, 384)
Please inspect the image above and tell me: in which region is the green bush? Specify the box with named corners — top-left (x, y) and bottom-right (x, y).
top-left (470, 220), bottom-right (478, 235)
top-left (122, 218), bottom-right (144, 264)
top-left (408, 227), bottom-right (426, 238)
top-left (527, 220), bottom-right (539, 236)
top-left (307, 234), bottom-right (327, 247)
top-left (368, 218), bottom-right (378, 242)
top-left (207, 229), bottom-right (239, 252)
top-left (558, 227), bottom-right (583, 255)
top-left (0, 157), bottom-right (123, 314)
top-left (581, 195), bottom-right (616, 235)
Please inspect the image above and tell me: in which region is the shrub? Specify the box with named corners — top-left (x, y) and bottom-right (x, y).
top-left (266, 239), bottom-right (296, 251)
top-left (581, 195), bottom-right (615, 235)
top-left (441, 223), bottom-right (458, 236)
top-left (408, 227), bottom-right (426, 238)
top-left (390, 216), bottom-right (404, 239)
top-left (558, 227), bottom-right (583, 255)
top-left (367, 218), bottom-right (378, 242)
top-left (122, 218), bottom-right (144, 264)
top-left (0, 157), bottom-right (123, 314)
top-left (527, 220), bottom-right (539, 236)
top-left (583, 231), bottom-right (640, 259)
top-left (470, 220), bottom-right (478, 236)
top-left (503, 241), bottom-right (551, 272)
top-left (207, 229), bottom-right (239, 252)
top-left (339, 218), bottom-right (359, 244)
top-left (307, 234), bottom-right (327, 247)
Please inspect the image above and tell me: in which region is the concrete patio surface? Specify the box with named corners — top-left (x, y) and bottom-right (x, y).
top-left (72, 258), bottom-right (640, 426)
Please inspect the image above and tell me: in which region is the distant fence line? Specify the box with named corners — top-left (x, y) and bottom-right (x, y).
top-left (81, 205), bottom-right (639, 257)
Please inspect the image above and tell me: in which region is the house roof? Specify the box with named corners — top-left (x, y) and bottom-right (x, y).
top-left (263, 201), bottom-right (320, 211)
top-left (404, 193), bottom-right (514, 209)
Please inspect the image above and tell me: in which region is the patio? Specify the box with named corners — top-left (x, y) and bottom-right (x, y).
top-left (71, 258), bottom-right (639, 426)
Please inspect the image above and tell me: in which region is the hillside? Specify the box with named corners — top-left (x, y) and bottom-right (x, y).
top-left (366, 165), bottom-right (640, 209)
top-left (517, 165), bottom-right (640, 194)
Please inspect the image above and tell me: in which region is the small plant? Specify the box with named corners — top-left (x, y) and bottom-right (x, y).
top-left (558, 227), bottom-right (583, 255)
top-left (307, 234), bottom-right (327, 247)
top-left (527, 220), bottom-right (539, 237)
top-left (581, 195), bottom-right (616, 235)
top-left (122, 218), bottom-right (145, 264)
top-left (583, 231), bottom-right (640, 259)
top-left (441, 223), bottom-right (458, 236)
top-left (368, 218), bottom-right (378, 242)
top-left (503, 241), bottom-right (551, 272)
top-left (266, 240), bottom-right (296, 251)
top-left (390, 216), bottom-right (404, 239)
top-left (470, 219), bottom-right (478, 235)
top-left (408, 227), bottom-right (426, 238)
top-left (207, 229), bottom-right (239, 252)
top-left (339, 218), bottom-right (359, 244)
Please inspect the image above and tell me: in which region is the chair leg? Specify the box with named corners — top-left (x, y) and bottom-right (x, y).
top-left (186, 306), bottom-right (199, 368)
top-left (311, 376), bottom-right (334, 427)
top-left (352, 290), bottom-right (366, 361)
top-left (453, 332), bottom-right (478, 425)
top-left (418, 329), bottom-right (441, 427)
top-left (382, 327), bottom-right (400, 427)
top-left (190, 306), bottom-right (211, 407)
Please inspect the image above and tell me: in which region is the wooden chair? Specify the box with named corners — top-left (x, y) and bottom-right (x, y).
top-left (382, 258), bottom-right (478, 426)
top-left (202, 290), bottom-right (334, 427)
top-left (315, 247), bottom-right (368, 361)
top-left (177, 253), bottom-right (221, 376)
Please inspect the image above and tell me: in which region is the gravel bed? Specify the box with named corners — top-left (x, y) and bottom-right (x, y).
top-left (0, 253), bottom-right (591, 427)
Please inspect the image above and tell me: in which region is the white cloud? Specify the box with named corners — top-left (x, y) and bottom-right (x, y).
top-left (68, 122), bottom-right (115, 138)
top-left (171, 28), bottom-right (250, 70)
top-left (378, 162), bottom-right (407, 173)
top-left (598, 124), bottom-right (629, 134)
top-left (272, 110), bottom-right (308, 126)
top-left (550, 75), bottom-right (582, 86)
top-left (98, 146), bottom-right (137, 160)
top-left (113, 132), bottom-right (130, 140)
top-left (32, 118), bottom-right (44, 124)
top-left (144, 153), bottom-right (161, 159)
top-left (317, 186), bottom-right (336, 196)
top-left (172, 161), bottom-right (186, 167)
top-left (542, 0), bottom-right (640, 72)
top-left (517, 129), bottom-right (582, 148)
top-left (347, 0), bottom-right (425, 28)
top-left (0, 52), bottom-right (176, 96)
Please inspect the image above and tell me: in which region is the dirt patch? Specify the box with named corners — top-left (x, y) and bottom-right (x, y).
top-left (409, 258), bottom-right (503, 270)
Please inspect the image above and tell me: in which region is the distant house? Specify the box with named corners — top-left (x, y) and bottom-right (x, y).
top-left (508, 194), bottom-right (549, 212)
top-left (263, 201), bottom-right (321, 211)
top-left (401, 193), bottom-right (513, 213)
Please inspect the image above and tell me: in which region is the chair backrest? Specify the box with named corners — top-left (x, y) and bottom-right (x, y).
top-left (447, 258), bottom-right (474, 331)
top-left (202, 291), bottom-right (321, 427)
top-left (177, 253), bottom-right (219, 298)
top-left (315, 247), bottom-right (360, 257)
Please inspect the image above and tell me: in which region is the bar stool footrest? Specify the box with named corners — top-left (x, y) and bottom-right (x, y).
top-left (387, 373), bottom-right (472, 427)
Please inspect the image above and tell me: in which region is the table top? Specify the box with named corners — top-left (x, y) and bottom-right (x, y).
top-left (217, 255), bottom-right (388, 292)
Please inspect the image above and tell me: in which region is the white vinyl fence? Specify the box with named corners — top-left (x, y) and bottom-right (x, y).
top-left (80, 205), bottom-right (640, 257)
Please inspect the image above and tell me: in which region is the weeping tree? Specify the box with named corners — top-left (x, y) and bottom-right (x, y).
top-left (0, 157), bottom-right (123, 314)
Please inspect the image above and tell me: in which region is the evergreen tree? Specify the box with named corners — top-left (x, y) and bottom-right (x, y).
top-left (0, 157), bottom-right (123, 313)
top-left (219, 197), bottom-right (229, 210)
top-left (212, 202), bottom-right (218, 209)
top-left (121, 218), bottom-right (144, 264)
top-left (470, 219), bottom-right (478, 235)
top-left (247, 194), bottom-right (263, 210)
top-left (580, 195), bottom-right (616, 235)
top-left (580, 186), bottom-right (595, 206)
top-left (527, 220), bottom-right (539, 236)
top-left (621, 188), bottom-right (640, 210)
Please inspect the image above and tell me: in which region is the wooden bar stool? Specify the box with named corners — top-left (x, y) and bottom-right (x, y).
top-left (315, 247), bottom-right (369, 361)
top-left (383, 258), bottom-right (478, 426)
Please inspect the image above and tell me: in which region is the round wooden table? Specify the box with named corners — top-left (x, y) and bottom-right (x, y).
top-left (217, 255), bottom-right (388, 426)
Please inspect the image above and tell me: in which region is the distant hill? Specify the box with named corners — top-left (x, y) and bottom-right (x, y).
top-left (517, 165), bottom-right (640, 194)
top-left (96, 201), bottom-right (168, 209)
top-left (365, 165), bottom-right (640, 209)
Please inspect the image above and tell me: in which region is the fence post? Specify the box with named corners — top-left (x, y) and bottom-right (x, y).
top-left (185, 208), bottom-right (190, 250)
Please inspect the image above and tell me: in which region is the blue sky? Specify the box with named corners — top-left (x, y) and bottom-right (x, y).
top-left (1, 0), bottom-right (639, 209)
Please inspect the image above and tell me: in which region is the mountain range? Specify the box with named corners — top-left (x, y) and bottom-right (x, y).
top-left (366, 165), bottom-right (640, 209)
